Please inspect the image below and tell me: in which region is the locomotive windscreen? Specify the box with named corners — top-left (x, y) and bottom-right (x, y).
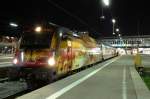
top-left (20, 32), bottom-right (53, 49)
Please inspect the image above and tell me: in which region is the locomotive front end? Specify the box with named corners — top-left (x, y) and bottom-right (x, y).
top-left (10, 26), bottom-right (58, 88)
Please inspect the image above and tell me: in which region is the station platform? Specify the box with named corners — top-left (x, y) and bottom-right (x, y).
top-left (0, 54), bottom-right (13, 68)
top-left (17, 55), bottom-right (150, 99)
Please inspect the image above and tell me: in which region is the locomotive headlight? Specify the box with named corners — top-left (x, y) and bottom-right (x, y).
top-left (35, 26), bottom-right (42, 32)
top-left (13, 58), bottom-right (18, 64)
top-left (48, 57), bottom-right (55, 66)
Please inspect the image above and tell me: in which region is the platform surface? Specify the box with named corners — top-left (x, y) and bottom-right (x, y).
top-left (17, 55), bottom-right (150, 99)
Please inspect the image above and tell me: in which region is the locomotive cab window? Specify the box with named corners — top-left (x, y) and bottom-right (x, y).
top-left (20, 32), bottom-right (53, 49)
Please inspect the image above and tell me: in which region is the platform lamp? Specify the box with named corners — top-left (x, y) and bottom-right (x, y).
top-left (112, 19), bottom-right (116, 35)
top-left (100, 0), bottom-right (110, 19)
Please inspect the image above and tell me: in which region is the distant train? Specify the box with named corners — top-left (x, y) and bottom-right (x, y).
top-left (10, 23), bottom-right (117, 88)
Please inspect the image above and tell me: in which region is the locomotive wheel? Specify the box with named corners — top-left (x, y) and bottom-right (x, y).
top-left (47, 70), bottom-right (57, 83)
top-left (25, 68), bottom-right (57, 89)
top-left (26, 74), bottom-right (40, 90)
top-left (7, 67), bottom-right (20, 81)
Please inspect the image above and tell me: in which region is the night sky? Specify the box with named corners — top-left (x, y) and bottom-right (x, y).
top-left (0, 0), bottom-right (150, 38)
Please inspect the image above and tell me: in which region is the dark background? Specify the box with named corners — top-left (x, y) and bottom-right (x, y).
top-left (0, 0), bottom-right (149, 38)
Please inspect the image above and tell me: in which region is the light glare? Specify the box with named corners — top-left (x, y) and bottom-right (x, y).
top-left (119, 34), bottom-right (121, 37)
top-left (21, 52), bottom-right (24, 62)
top-left (10, 22), bottom-right (18, 27)
top-left (35, 26), bottom-right (42, 32)
top-left (48, 57), bottom-right (55, 66)
top-left (116, 28), bottom-right (119, 32)
top-left (112, 19), bottom-right (116, 23)
top-left (103, 0), bottom-right (109, 6)
top-left (13, 58), bottom-right (18, 64)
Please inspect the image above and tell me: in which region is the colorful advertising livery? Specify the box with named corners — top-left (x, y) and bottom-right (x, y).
top-left (10, 23), bottom-right (117, 88)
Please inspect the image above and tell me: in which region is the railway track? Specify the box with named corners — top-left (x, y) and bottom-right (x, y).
top-left (0, 65), bottom-right (28, 99)
top-left (0, 64), bottom-right (90, 99)
top-left (0, 80), bottom-right (27, 99)
top-left (0, 56), bottom-right (117, 99)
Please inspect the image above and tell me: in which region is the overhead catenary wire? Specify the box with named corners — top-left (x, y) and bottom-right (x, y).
top-left (47, 0), bottom-right (96, 32)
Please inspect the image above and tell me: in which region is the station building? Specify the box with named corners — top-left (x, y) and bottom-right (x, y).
top-left (0, 36), bottom-right (17, 54)
top-left (101, 35), bottom-right (150, 55)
